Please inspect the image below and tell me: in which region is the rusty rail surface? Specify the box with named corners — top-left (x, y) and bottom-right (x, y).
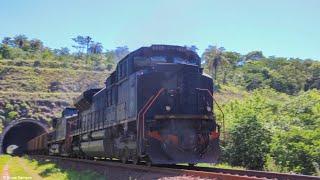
top-left (169, 165), bottom-right (320, 180)
top-left (30, 155), bottom-right (319, 180)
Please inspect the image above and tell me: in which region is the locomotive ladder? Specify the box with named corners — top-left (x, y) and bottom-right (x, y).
top-left (137, 88), bottom-right (165, 155)
top-left (196, 88), bottom-right (226, 140)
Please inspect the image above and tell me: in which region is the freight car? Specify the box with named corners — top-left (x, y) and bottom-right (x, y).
top-left (26, 132), bottom-right (47, 155)
top-left (26, 108), bottom-right (78, 155)
top-left (27, 45), bottom-right (221, 165)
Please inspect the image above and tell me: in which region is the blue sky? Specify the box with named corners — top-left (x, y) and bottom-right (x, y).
top-left (0, 0), bottom-right (319, 59)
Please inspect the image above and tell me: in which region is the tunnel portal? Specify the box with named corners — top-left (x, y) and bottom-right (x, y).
top-left (0, 118), bottom-right (49, 155)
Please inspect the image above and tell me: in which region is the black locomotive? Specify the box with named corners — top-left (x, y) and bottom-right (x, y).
top-left (27, 45), bottom-right (220, 165)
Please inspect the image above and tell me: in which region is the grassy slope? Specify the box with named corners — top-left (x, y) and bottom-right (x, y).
top-left (0, 65), bottom-right (108, 93)
top-left (0, 59), bottom-right (110, 127)
top-left (214, 84), bottom-right (249, 105)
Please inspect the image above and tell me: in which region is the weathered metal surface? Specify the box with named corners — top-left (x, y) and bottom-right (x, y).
top-left (80, 140), bottom-right (107, 157)
top-left (90, 130), bottom-right (105, 140)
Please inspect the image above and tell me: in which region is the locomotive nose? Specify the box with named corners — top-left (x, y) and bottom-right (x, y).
top-left (179, 133), bottom-right (197, 151)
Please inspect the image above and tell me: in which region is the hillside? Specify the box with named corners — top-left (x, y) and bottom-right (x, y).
top-left (0, 60), bottom-right (109, 129)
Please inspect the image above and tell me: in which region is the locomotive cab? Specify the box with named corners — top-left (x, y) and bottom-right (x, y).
top-left (133, 49), bottom-right (220, 164)
top-left (67, 45), bottom-right (220, 165)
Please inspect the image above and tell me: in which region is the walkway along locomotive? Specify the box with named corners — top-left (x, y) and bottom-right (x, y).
top-left (27, 45), bottom-right (221, 165)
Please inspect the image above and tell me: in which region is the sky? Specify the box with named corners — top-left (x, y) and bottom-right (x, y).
top-left (0, 0), bottom-right (319, 59)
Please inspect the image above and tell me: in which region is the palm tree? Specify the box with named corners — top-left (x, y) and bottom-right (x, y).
top-left (203, 46), bottom-right (225, 81)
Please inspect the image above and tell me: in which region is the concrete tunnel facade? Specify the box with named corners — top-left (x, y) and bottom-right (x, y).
top-left (0, 118), bottom-right (49, 155)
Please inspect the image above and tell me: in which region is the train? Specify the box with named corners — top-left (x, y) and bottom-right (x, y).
top-left (26, 45), bottom-right (221, 165)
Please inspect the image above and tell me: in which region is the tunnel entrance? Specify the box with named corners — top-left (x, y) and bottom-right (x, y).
top-left (0, 118), bottom-right (49, 155)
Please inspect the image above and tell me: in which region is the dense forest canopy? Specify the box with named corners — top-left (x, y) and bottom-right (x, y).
top-left (0, 35), bottom-right (319, 175)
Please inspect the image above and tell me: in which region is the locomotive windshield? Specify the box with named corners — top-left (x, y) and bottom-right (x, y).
top-left (134, 55), bottom-right (198, 69)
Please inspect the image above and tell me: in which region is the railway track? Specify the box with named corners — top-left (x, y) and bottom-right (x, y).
top-left (170, 165), bottom-right (320, 180)
top-left (30, 155), bottom-right (319, 180)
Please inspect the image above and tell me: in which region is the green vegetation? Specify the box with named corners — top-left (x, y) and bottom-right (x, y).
top-left (0, 155), bottom-right (104, 179)
top-left (0, 35), bottom-right (319, 175)
top-left (216, 89), bottom-right (320, 175)
top-left (201, 47), bottom-right (319, 175)
top-left (0, 35), bottom-right (118, 125)
top-left (202, 46), bottom-right (319, 94)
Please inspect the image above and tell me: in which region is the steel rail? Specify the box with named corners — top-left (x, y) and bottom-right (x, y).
top-left (169, 165), bottom-right (320, 180)
top-left (30, 155), bottom-right (268, 180)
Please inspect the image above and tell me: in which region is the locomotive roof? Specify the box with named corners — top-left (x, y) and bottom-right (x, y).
top-left (105, 45), bottom-right (201, 87)
top-left (118, 45), bottom-right (201, 65)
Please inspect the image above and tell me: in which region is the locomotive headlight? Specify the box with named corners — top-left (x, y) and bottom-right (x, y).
top-left (206, 106), bottom-right (212, 112)
top-left (165, 106), bottom-right (171, 111)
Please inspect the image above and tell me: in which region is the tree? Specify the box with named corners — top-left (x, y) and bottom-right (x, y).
top-left (83, 36), bottom-right (92, 53)
top-left (202, 45), bottom-right (226, 81)
top-left (13, 34), bottom-right (28, 49)
top-left (244, 51), bottom-right (264, 61)
top-left (221, 89), bottom-right (320, 175)
top-left (72, 35), bottom-right (92, 55)
top-left (305, 77), bottom-right (320, 91)
top-left (225, 114), bottom-right (271, 170)
top-left (269, 62), bottom-right (307, 94)
top-left (2, 37), bottom-right (14, 46)
top-left (304, 63), bottom-right (320, 91)
top-left (271, 128), bottom-right (320, 175)
top-left (29, 39), bottom-right (44, 52)
top-left (0, 44), bottom-right (11, 59)
top-left (220, 51), bottom-right (240, 84)
top-left (240, 62), bottom-right (271, 91)
top-left (0, 44), bottom-right (27, 59)
top-left (221, 89), bottom-right (282, 170)
top-left (88, 42), bottom-right (103, 54)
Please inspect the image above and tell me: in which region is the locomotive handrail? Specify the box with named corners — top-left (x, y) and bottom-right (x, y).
top-left (137, 88), bottom-right (165, 154)
top-left (196, 88), bottom-right (225, 140)
top-left (141, 88), bottom-right (165, 140)
top-left (137, 95), bottom-right (155, 129)
top-left (137, 94), bottom-right (155, 153)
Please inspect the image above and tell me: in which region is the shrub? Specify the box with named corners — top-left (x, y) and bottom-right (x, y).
top-left (8, 111), bottom-right (18, 120)
top-left (5, 104), bottom-right (14, 111)
top-left (224, 114), bottom-right (271, 170)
